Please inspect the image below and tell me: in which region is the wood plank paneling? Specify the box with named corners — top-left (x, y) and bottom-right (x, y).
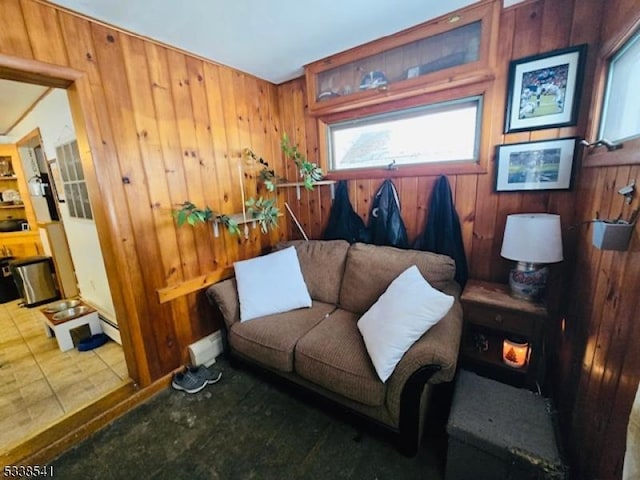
top-left (0, 0), bottom-right (285, 385)
top-left (555, 0), bottom-right (639, 478)
top-left (0, 0), bottom-right (33, 59)
top-left (165, 50), bottom-right (216, 274)
top-left (57, 13), bottom-right (148, 383)
top-left (91, 24), bottom-right (179, 378)
top-left (275, 2), bottom-right (639, 479)
top-left (279, 0), bottom-right (581, 282)
top-left (19, 0), bottom-right (68, 66)
top-left (2, 1), bottom-right (638, 478)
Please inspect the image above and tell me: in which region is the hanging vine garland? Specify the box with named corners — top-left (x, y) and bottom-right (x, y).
top-left (173, 133), bottom-right (323, 237)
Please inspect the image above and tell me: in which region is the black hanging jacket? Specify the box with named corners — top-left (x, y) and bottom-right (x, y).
top-left (414, 175), bottom-right (468, 288)
top-left (365, 179), bottom-right (409, 249)
top-left (322, 180), bottom-right (367, 244)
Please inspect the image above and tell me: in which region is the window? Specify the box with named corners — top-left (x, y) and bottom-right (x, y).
top-left (599, 29), bottom-right (640, 143)
top-left (55, 140), bottom-right (93, 220)
top-left (327, 96), bottom-right (482, 171)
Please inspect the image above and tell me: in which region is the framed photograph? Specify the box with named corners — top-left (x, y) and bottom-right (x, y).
top-left (504, 44), bottom-right (587, 133)
top-left (495, 137), bottom-right (578, 192)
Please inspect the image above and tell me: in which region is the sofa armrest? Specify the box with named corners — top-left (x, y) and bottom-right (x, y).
top-left (385, 281), bottom-right (463, 419)
top-left (206, 278), bottom-right (240, 329)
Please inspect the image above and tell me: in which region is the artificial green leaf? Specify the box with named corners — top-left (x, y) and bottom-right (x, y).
top-left (220, 215), bottom-right (241, 236)
top-left (281, 132), bottom-right (324, 191)
top-left (264, 179), bottom-right (275, 192)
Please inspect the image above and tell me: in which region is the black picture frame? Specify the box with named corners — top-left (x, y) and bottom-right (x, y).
top-left (495, 137), bottom-right (578, 192)
top-left (504, 44), bottom-right (587, 133)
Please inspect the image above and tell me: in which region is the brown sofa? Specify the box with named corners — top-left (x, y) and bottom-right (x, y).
top-left (206, 240), bottom-right (463, 455)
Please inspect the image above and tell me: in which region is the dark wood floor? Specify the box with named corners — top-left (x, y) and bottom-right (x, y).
top-left (49, 358), bottom-right (447, 479)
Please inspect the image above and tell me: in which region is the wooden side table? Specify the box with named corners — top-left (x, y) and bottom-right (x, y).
top-left (459, 279), bottom-right (548, 391)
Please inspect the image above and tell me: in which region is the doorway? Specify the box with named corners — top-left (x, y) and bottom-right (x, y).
top-left (0, 57), bottom-right (137, 458)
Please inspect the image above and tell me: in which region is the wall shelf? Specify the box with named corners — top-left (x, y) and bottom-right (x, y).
top-left (276, 180), bottom-right (336, 200)
top-left (212, 212), bottom-right (284, 237)
top-left (304, 1), bottom-right (499, 115)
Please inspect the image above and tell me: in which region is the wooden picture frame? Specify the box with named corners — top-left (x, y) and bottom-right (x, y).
top-left (495, 137), bottom-right (577, 192)
top-left (504, 45), bottom-right (587, 133)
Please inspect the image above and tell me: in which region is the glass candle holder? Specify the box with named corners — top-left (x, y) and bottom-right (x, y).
top-left (502, 337), bottom-right (529, 368)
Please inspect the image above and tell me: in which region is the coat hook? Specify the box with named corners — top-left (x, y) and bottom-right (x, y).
top-left (618, 180), bottom-right (635, 205)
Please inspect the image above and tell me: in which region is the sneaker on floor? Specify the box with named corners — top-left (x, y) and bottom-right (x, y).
top-left (171, 368), bottom-right (207, 394)
top-left (188, 365), bottom-right (222, 385)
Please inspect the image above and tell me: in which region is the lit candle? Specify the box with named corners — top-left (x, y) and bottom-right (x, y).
top-left (502, 337), bottom-right (529, 368)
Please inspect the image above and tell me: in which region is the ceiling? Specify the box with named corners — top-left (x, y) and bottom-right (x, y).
top-left (49, 0), bottom-right (482, 84)
top-left (3, 0), bottom-right (527, 138)
top-left (0, 79), bottom-right (48, 135)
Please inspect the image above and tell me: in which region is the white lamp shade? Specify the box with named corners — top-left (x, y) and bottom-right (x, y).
top-left (501, 213), bottom-right (563, 263)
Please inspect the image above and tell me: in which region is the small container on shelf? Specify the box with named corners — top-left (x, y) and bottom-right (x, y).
top-left (0, 157), bottom-right (14, 177)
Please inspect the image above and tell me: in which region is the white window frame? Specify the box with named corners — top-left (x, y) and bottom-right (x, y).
top-left (56, 140), bottom-right (93, 220)
top-left (326, 95), bottom-right (483, 173)
top-left (598, 28), bottom-right (640, 144)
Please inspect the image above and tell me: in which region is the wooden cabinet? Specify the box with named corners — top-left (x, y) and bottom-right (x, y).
top-left (0, 174), bottom-right (28, 223)
top-left (0, 147), bottom-right (37, 230)
top-left (304, 1), bottom-right (499, 115)
top-left (0, 231), bottom-right (43, 257)
top-left (460, 279), bottom-right (548, 391)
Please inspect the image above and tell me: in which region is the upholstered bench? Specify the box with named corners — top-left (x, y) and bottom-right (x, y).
top-left (446, 370), bottom-right (567, 479)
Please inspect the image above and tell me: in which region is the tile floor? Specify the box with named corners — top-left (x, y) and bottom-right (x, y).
top-left (0, 299), bottom-right (129, 452)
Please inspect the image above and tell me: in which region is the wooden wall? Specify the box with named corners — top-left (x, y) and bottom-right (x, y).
top-left (277, 0), bottom-right (600, 284)
top-left (556, 0), bottom-right (640, 478)
top-left (2, 0), bottom-right (638, 477)
top-left (0, 0), bottom-right (287, 385)
top-left (277, 1), bottom-right (640, 478)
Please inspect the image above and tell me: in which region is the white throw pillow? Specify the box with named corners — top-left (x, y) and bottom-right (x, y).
top-left (357, 265), bottom-right (454, 382)
top-left (234, 246), bottom-right (312, 322)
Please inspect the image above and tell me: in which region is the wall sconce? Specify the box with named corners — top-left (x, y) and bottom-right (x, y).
top-left (592, 220), bottom-right (634, 251)
top-left (580, 138), bottom-right (623, 152)
top-left (590, 180), bottom-right (637, 251)
top-left (502, 337), bottom-right (529, 368)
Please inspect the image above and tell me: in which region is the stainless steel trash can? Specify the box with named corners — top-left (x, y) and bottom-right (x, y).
top-left (10, 256), bottom-right (59, 307)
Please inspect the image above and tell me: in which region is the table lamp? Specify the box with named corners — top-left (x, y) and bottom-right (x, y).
top-left (500, 213), bottom-right (563, 301)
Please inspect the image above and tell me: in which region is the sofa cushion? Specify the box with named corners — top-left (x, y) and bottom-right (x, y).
top-left (229, 301), bottom-right (335, 372)
top-left (339, 243), bottom-right (456, 314)
top-left (206, 278), bottom-right (240, 329)
top-left (234, 246), bottom-right (312, 322)
top-left (358, 265), bottom-right (454, 382)
top-left (295, 309), bottom-right (386, 406)
top-left (275, 240), bottom-right (350, 305)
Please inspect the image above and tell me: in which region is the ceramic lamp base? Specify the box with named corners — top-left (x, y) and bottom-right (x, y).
top-left (508, 262), bottom-right (548, 301)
